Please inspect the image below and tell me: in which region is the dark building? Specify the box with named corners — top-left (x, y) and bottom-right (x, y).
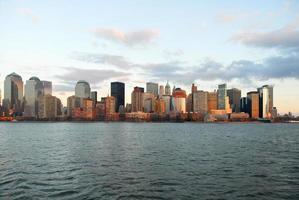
top-left (247, 91), bottom-right (259, 118)
top-left (90, 91), bottom-right (97, 107)
top-left (240, 97), bottom-right (247, 113)
top-left (111, 82), bottom-right (125, 112)
top-left (227, 88), bottom-right (241, 113)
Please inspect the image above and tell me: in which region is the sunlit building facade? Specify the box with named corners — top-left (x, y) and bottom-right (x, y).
top-left (247, 91), bottom-right (259, 119)
top-left (131, 87), bottom-right (144, 112)
top-left (146, 82), bottom-right (159, 97)
top-left (173, 88), bottom-right (186, 113)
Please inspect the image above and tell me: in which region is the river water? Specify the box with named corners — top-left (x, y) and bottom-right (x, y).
top-left (0, 122), bottom-right (298, 199)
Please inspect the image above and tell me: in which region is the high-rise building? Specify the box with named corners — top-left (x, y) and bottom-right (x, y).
top-left (227, 88), bottom-right (241, 113)
top-left (3, 72), bottom-right (24, 114)
top-left (111, 82), bottom-right (125, 112)
top-left (172, 88), bottom-right (186, 113)
top-left (162, 95), bottom-right (171, 113)
top-left (131, 87), bottom-right (144, 112)
top-left (75, 80), bottom-right (90, 98)
top-left (217, 84), bottom-right (227, 110)
top-left (154, 98), bottom-right (166, 113)
top-left (143, 92), bottom-right (155, 113)
top-left (258, 85), bottom-right (273, 118)
top-left (208, 91), bottom-right (217, 112)
top-left (240, 97), bottom-right (247, 113)
top-left (42, 81), bottom-right (52, 95)
top-left (191, 83), bottom-right (198, 93)
top-left (67, 95), bottom-right (81, 117)
top-left (247, 91), bottom-right (259, 119)
top-left (37, 94), bottom-right (60, 119)
top-left (193, 90), bottom-right (208, 114)
top-left (159, 85), bottom-right (165, 97)
top-left (146, 82), bottom-right (159, 96)
top-left (24, 77), bottom-right (44, 117)
top-left (104, 96), bottom-right (115, 115)
top-left (165, 81), bottom-right (171, 95)
top-left (186, 94), bottom-right (193, 113)
top-left (90, 91), bottom-right (97, 107)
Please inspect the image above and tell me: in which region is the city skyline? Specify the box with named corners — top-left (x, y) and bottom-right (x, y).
top-left (1, 0), bottom-right (299, 114)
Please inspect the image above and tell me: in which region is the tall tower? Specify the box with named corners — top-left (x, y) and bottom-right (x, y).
top-left (217, 84), bottom-right (227, 110)
top-left (146, 82), bottom-right (158, 96)
top-left (131, 87), bottom-right (144, 112)
top-left (165, 81), bottom-right (171, 95)
top-left (111, 82), bottom-right (125, 112)
top-left (75, 80), bottom-right (91, 98)
top-left (24, 76), bottom-right (44, 117)
top-left (227, 88), bottom-right (241, 113)
top-left (3, 72), bottom-right (24, 113)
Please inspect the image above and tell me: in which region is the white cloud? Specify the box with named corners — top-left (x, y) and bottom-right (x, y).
top-left (91, 28), bottom-right (159, 46)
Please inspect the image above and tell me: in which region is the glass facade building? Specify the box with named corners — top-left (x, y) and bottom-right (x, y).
top-left (111, 82), bottom-right (125, 112)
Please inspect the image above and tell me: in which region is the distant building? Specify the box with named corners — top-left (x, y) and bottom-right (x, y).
top-left (3, 72), bottom-right (24, 115)
top-left (227, 88), bottom-right (241, 113)
top-left (159, 85), bottom-right (165, 97)
top-left (90, 91), bottom-right (97, 107)
top-left (37, 94), bottom-right (61, 119)
top-left (217, 84), bottom-right (227, 110)
top-left (247, 91), bottom-right (259, 119)
top-left (162, 95), bottom-right (171, 113)
top-left (143, 92), bottom-right (155, 113)
top-left (146, 82), bottom-right (158, 96)
top-left (208, 91), bottom-right (217, 113)
top-left (154, 98), bottom-right (166, 113)
top-left (67, 95), bottom-right (81, 117)
top-left (258, 85), bottom-right (273, 118)
top-left (42, 81), bottom-right (52, 95)
top-left (75, 80), bottom-right (90, 99)
top-left (104, 96), bottom-right (115, 115)
top-left (165, 81), bottom-right (171, 95)
top-left (111, 82), bottom-right (125, 112)
top-left (240, 97), bottom-right (247, 113)
top-left (186, 94), bottom-right (193, 113)
top-left (131, 87), bottom-right (144, 112)
top-left (172, 88), bottom-right (186, 113)
top-left (24, 77), bottom-right (44, 117)
top-left (193, 90), bottom-right (208, 114)
top-left (272, 107), bottom-right (278, 118)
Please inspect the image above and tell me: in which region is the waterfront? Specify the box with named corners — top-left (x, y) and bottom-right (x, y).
top-left (0, 123), bottom-right (298, 199)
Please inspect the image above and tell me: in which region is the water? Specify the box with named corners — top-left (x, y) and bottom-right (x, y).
top-left (0, 122), bottom-right (298, 200)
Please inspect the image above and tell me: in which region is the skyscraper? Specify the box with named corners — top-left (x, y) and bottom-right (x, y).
top-left (172, 88), bottom-right (186, 113)
top-left (193, 90), bottom-right (208, 114)
top-left (42, 81), bottom-right (52, 95)
top-left (131, 87), bottom-right (144, 112)
top-left (258, 85), bottom-right (273, 118)
top-left (227, 88), bottom-right (241, 113)
top-left (75, 80), bottom-right (91, 98)
top-left (165, 81), bottom-right (171, 95)
top-left (143, 92), bottom-right (155, 113)
top-left (208, 91), bottom-right (217, 112)
top-left (90, 91), bottom-right (97, 107)
top-left (159, 85), bottom-right (165, 97)
top-left (217, 84), bottom-right (227, 110)
top-left (111, 82), bottom-right (125, 112)
top-left (247, 91), bottom-right (259, 119)
top-left (146, 82), bottom-right (158, 96)
top-left (24, 76), bottom-right (44, 117)
top-left (3, 72), bottom-right (24, 114)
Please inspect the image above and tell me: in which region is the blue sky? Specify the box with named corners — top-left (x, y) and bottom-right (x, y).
top-left (0, 0), bottom-right (299, 114)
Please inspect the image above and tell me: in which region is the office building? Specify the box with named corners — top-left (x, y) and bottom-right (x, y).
top-left (159, 85), bottom-right (165, 97)
top-left (227, 88), bottom-right (241, 113)
top-left (258, 85), bottom-right (273, 118)
top-left (90, 91), bottom-right (97, 107)
top-left (3, 72), bottom-right (24, 114)
top-left (208, 91), bottom-right (217, 112)
top-left (24, 77), bottom-right (44, 117)
top-left (75, 80), bottom-right (90, 98)
top-left (37, 94), bottom-right (61, 119)
top-left (42, 81), bottom-right (52, 95)
top-left (172, 88), bottom-right (186, 113)
top-left (111, 82), bottom-right (125, 112)
top-left (165, 81), bottom-right (171, 95)
top-left (217, 84), bottom-right (227, 110)
top-left (193, 90), bottom-right (208, 114)
top-left (143, 92), bottom-right (155, 113)
top-left (146, 82), bottom-right (159, 96)
top-left (247, 91), bottom-right (259, 119)
top-left (240, 97), bottom-right (247, 113)
top-left (131, 87), bottom-right (144, 112)
top-left (162, 95), bottom-right (171, 113)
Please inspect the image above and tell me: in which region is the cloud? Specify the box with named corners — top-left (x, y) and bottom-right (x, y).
top-left (17, 8), bottom-right (39, 23)
top-left (231, 16), bottom-right (299, 50)
top-left (91, 28), bottom-right (159, 46)
top-left (71, 52), bottom-right (135, 69)
top-left (55, 67), bottom-right (130, 85)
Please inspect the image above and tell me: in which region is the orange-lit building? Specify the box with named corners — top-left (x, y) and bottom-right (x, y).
top-left (247, 91), bottom-right (259, 119)
top-left (154, 98), bottom-right (166, 113)
top-left (172, 88), bottom-right (187, 113)
top-left (208, 91), bottom-right (217, 113)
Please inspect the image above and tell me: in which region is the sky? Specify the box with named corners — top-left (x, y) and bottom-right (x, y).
top-left (0, 0), bottom-right (299, 115)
